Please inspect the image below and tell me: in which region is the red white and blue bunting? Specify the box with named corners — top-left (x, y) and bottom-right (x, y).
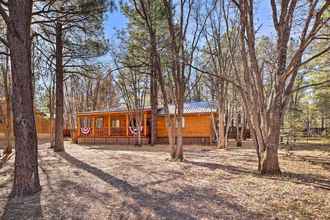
top-left (129, 126), bottom-right (143, 135)
top-left (81, 127), bottom-right (91, 135)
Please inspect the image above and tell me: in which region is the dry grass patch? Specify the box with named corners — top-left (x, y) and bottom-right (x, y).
top-left (0, 140), bottom-right (329, 219)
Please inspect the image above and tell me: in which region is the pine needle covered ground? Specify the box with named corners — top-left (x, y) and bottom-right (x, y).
top-left (0, 140), bottom-right (329, 219)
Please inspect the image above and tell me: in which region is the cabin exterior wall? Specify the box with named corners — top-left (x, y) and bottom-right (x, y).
top-left (156, 114), bottom-right (213, 137)
top-left (0, 101), bottom-right (51, 134)
top-left (76, 111), bottom-right (215, 145)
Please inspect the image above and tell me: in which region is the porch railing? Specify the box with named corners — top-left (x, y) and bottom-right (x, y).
top-left (94, 128), bottom-right (109, 137)
top-left (79, 127), bottom-right (147, 137)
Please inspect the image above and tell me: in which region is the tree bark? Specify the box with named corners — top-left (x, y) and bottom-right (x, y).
top-left (175, 100), bottom-right (184, 161)
top-left (150, 61), bottom-right (158, 145)
top-left (240, 110), bottom-right (246, 141)
top-left (150, 43), bottom-right (158, 145)
top-left (92, 78), bottom-right (101, 111)
top-left (131, 0), bottom-right (159, 145)
top-left (167, 117), bottom-right (176, 159)
top-left (217, 82), bottom-right (225, 148)
top-left (54, 21), bottom-right (65, 152)
top-left (152, 45), bottom-right (174, 158)
top-left (218, 107), bottom-right (225, 148)
top-left (260, 143), bottom-right (281, 175)
top-left (253, 129), bottom-right (262, 172)
top-left (235, 108), bottom-right (242, 147)
top-left (49, 80), bottom-right (56, 148)
top-left (224, 103), bottom-right (233, 148)
top-left (2, 52), bottom-right (13, 155)
top-left (260, 105), bottom-right (282, 175)
top-left (7, 0), bottom-right (41, 197)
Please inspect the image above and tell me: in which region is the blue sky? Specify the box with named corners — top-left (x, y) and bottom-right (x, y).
top-left (103, 1), bottom-right (275, 37)
top-left (104, 11), bottom-right (128, 39)
top-left (100, 1), bottom-right (275, 63)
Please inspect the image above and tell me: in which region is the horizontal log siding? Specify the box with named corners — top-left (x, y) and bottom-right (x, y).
top-left (0, 112), bottom-right (51, 134)
top-left (157, 114), bottom-right (212, 138)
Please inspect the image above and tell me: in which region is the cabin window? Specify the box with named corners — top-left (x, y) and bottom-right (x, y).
top-left (175, 117), bottom-right (185, 128)
top-left (96, 117), bottom-right (104, 128)
top-left (111, 119), bottom-right (120, 128)
top-left (80, 117), bottom-right (91, 128)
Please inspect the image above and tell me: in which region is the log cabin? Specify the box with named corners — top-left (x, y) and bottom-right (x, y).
top-left (0, 99), bottom-right (51, 135)
top-left (76, 101), bottom-right (218, 145)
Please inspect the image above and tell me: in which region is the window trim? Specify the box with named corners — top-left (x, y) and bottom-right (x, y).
top-left (111, 119), bottom-right (120, 128)
top-left (95, 117), bottom-right (104, 129)
top-left (80, 117), bottom-right (92, 128)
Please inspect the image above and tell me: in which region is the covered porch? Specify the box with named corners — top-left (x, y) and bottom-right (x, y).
top-left (77, 110), bottom-right (151, 145)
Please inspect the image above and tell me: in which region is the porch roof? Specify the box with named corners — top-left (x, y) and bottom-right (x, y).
top-left (77, 101), bottom-right (216, 116)
top-left (77, 105), bottom-right (153, 115)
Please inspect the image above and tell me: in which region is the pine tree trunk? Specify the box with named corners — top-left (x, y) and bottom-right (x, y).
top-left (175, 113), bottom-right (184, 161)
top-left (54, 21), bottom-right (64, 152)
top-left (167, 117), bottom-right (176, 159)
top-left (240, 111), bottom-right (246, 141)
top-left (172, 86), bottom-right (184, 161)
top-left (49, 82), bottom-right (56, 148)
top-left (149, 34), bottom-right (159, 146)
top-left (2, 53), bottom-right (13, 155)
top-left (236, 111), bottom-right (242, 147)
top-left (150, 68), bottom-right (158, 145)
top-left (224, 102), bottom-right (233, 148)
top-left (8, 0), bottom-right (41, 197)
top-left (218, 108), bottom-right (225, 148)
top-left (217, 84), bottom-right (225, 148)
top-left (92, 78), bottom-right (100, 111)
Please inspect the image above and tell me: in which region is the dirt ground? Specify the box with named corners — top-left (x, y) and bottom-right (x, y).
top-left (0, 134), bottom-right (51, 150)
top-left (0, 140), bottom-right (330, 220)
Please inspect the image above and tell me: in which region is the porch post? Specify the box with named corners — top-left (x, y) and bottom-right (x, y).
top-left (210, 113), bottom-right (213, 145)
top-left (143, 112), bottom-right (147, 137)
top-left (126, 114), bottom-right (129, 136)
top-left (92, 116), bottom-right (95, 137)
top-left (77, 116), bottom-right (80, 137)
top-left (108, 113), bottom-right (111, 136)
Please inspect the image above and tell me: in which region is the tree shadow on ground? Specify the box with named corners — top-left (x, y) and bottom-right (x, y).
top-left (275, 172), bottom-right (330, 190)
top-left (58, 151), bottom-right (196, 219)
top-left (184, 160), bottom-right (257, 175)
top-left (169, 185), bottom-right (270, 219)
top-left (1, 193), bottom-right (42, 220)
top-left (283, 154), bottom-right (330, 170)
top-left (281, 142), bottom-right (330, 152)
top-left (58, 151), bottom-right (267, 219)
top-left (83, 144), bottom-right (217, 154)
top-left (185, 160), bottom-right (330, 191)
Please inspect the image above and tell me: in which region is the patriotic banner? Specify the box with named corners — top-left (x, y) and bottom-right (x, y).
top-left (129, 126), bottom-right (143, 135)
top-left (81, 127), bottom-right (91, 135)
